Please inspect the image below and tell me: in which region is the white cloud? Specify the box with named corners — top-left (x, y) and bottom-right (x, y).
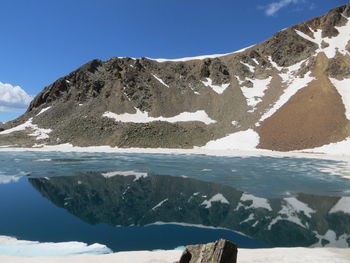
top-left (0, 82), bottom-right (32, 111)
top-left (264, 0), bottom-right (300, 16)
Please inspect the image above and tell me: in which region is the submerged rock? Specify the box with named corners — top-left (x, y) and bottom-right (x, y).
top-left (178, 239), bottom-right (238, 263)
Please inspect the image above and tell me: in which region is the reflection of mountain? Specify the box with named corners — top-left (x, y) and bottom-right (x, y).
top-left (29, 173), bottom-right (350, 248)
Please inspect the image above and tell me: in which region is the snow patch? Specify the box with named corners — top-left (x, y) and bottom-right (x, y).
top-left (0, 118), bottom-right (52, 140)
top-left (259, 61), bottom-right (314, 123)
top-left (303, 138), bottom-right (350, 159)
top-left (295, 17), bottom-right (350, 58)
top-left (0, 235), bottom-right (111, 257)
top-left (241, 62), bottom-right (255, 72)
top-left (36, 107), bottom-right (51, 116)
top-left (103, 109), bottom-right (216, 125)
top-left (101, 170), bottom-right (148, 181)
top-left (148, 45), bottom-right (254, 63)
top-left (201, 78), bottom-right (230, 94)
top-left (152, 74), bottom-right (169, 88)
top-left (202, 129), bottom-right (259, 151)
top-left (201, 193), bottom-right (229, 208)
top-left (241, 77), bottom-right (272, 110)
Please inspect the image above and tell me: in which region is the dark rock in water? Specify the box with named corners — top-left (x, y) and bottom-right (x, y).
top-left (178, 239), bottom-right (238, 263)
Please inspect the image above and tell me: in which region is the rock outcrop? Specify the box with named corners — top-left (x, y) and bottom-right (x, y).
top-left (178, 239), bottom-right (237, 263)
top-left (1, 4), bottom-right (349, 151)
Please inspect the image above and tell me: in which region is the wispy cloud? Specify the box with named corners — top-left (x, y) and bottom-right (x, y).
top-left (263, 0), bottom-right (301, 16)
top-left (0, 82), bottom-right (32, 111)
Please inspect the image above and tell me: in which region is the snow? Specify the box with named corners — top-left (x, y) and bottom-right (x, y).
top-left (201, 78), bottom-right (230, 94)
top-left (239, 193), bottom-right (272, 211)
top-left (259, 62), bottom-right (315, 123)
top-left (202, 129), bottom-right (259, 151)
top-left (36, 107), bottom-right (51, 116)
top-left (1, 247), bottom-right (349, 263)
top-left (152, 199), bottom-right (169, 211)
top-left (241, 77), bottom-right (272, 110)
top-left (0, 236), bottom-right (111, 257)
top-left (294, 16), bottom-right (350, 58)
top-left (329, 197), bottom-right (350, 214)
top-left (240, 62), bottom-right (255, 72)
top-left (201, 193), bottom-right (230, 208)
top-left (329, 78), bottom-right (350, 120)
top-left (101, 170), bottom-right (148, 181)
top-left (231, 121), bottom-right (240, 127)
top-left (268, 56), bottom-right (284, 71)
top-left (103, 109), bottom-right (216, 125)
top-left (303, 138), bottom-right (350, 160)
top-left (148, 45), bottom-right (254, 63)
top-left (152, 74), bottom-right (169, 88)
top-left (0, 118), bottom-right (52, 140)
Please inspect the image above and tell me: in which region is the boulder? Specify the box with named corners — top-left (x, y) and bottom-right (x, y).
top-left (177, 239), bottom-right (237, 263)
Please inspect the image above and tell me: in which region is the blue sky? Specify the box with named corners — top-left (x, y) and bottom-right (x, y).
top-left (0, 0), bottom-right (347, 122)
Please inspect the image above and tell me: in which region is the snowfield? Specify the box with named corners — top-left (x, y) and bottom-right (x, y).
top-left (103, 109), bottom-right (216, 125)
top-left (0, 247), bottom-right (349, 263)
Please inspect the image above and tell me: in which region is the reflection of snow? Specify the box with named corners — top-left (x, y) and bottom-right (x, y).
top-left (312, 230), bottom-right (350, 248)
top-left (236, 193), bottom-right (272, 211)
top-left (201, 193), bottom-right (230, 208)
top-left (101, 170), bottom-right (148, 181)
top-left (268, 197), bottom-right (315, 230)
top-left (329, 197), bottom-right (350, 214)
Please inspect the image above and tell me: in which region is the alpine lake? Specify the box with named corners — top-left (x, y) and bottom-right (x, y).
top-left (0, 151), bottom-right (349, 254)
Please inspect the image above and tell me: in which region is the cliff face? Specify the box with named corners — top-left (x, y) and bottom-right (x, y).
top-left (1, 4), bottom-right (350, 151)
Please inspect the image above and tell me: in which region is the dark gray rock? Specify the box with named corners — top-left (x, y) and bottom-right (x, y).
top-left (178, 239), bottom-right (238, 263)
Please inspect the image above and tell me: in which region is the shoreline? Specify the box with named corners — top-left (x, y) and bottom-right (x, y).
top-left (0, 143), bottom-right (350, 163)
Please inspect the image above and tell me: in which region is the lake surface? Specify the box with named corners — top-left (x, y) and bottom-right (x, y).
top-left (0, 151), bottom-right (349, 254)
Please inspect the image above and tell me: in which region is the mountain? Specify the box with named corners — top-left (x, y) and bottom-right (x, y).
top-left (29, 173), bottom-right (350, 247)
top-left (1, 4), bottom-right (349, 151)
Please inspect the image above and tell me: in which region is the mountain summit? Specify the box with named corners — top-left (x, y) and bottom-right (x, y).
top-left (1, 4), bottom-right (350, 152)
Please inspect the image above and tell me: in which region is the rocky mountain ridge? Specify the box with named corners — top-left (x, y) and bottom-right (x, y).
top-left (1, 4), bottom-right (350, 152)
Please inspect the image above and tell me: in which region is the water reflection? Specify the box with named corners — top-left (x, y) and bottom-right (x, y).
top-left (29, 172), bottom-right (350, 248)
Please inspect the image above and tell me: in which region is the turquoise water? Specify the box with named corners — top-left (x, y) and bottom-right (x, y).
top-left (0, 151), bottom-right (349, 253)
